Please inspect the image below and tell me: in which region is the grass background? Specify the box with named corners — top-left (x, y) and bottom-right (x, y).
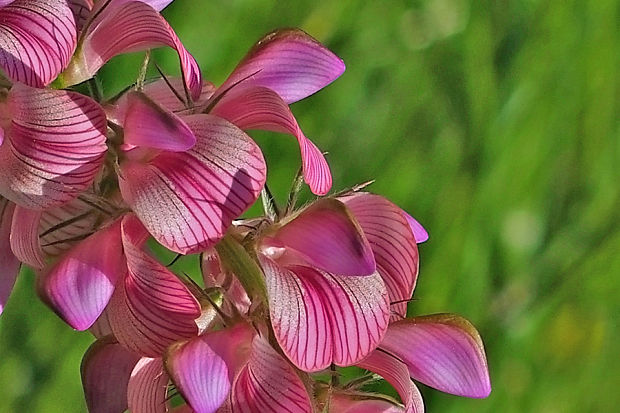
top-left (1, 0), bottom-right (619, 411)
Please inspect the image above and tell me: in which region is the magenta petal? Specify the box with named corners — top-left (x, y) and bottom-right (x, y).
top-left (402, 211), bottom-right (428, 244)
top-left (215, 28), bottom-right (345, 104)
top-left (231, 334), bottom-right (312, 413)
top-left (81, 338), bottom-right (141, 413)
top-left (211, 86), bottom-right (331, 195)
top-left (329, 394), bottom-right (406, 413)
top-left (76, 0), bottom-right (201, 100)
top-left (341, 193), bottom-right (419, 321)
top-left (68, 0), bottom-right (93, 31)
top-left (123, 77), bottom-right (215, 115)
top-left (39, 198), bottom-right (98, 257)
top-left (123, 91), bottom-right (196, 151)
top-left (118, 114), bottom-right (266, 254)
top-left (270, 198), bottom-right (375, 276)
top-left (0, 84), bottom-right (107, 209)
top-left (127, 357), bottom-right (169, 413)
top-left (39, 220), bottom-right (124, 330)
top-left (9, 206), bottom-right (44, 268)
top-left (0, 199), bottom-right (20, 315)
top-left (261, 257), bottom-right (390, 371)
top-left (380, 315), bottom-right (491, 398)
top-left (358, 350), bottom-right (425, 413)
top-left (0, 0), bottom-right (76, 87)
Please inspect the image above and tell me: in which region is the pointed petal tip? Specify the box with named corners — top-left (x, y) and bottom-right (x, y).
top-left (403, 212), bottom-right (429, 244)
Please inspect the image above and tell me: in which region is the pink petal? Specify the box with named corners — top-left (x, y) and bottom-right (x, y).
top-left (123, 91), bottom-right (196, 151)
top-left (127, 357), bottom-right (169, 413)
top-left (39, 220), bottom-right (124, 330)
top-left (68, 0), bottom-right (93, 31)
top-left (201, 248), bottom-right (251, 316)
top-left (231, 334), bottom-right (312, 413)
top-left (402, 212), bottom-right (428, 244)
top-left (379, 315), bottom-right (491, 398)
top-left (118, 114), bottom-right (266, 254)
top-left (106, 0), bottom-right (173, 11)
top-left (260, 256), bottom-right (390, 372)
top-left (130, 77), bottom-right (216, 114)
top-left (0, 199), bottom-right (20, 315)
top-left (268, 198), bottom-right (375, 276)
top-left (0, 84), bottom-right (107, 209)
top-left (74, 0), bottom-right (201, 100)
top-left (215, 28), bottom-right (345, 104)
top-left (340, 194), bottom-right (419, 321)
top-left (329, 395), bottom-right (406, 413)
top-left (9, 206), bottom-right (44, 268)
top-left (166, 323), bottom-right (255, 413)
top-left (108, 215), bottom-right (201, 356)
top-left (0, 0), bottom-right (76, 87)
top-left (210, 86), bottom-right (331, 195)
top-left (81, 338), bottom-right (141, 413)
top-left (357, 350), bottom-right (424, 413)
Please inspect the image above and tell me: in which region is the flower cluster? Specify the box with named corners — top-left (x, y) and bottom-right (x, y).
top-left (0, 1), bottom-right (491, 412)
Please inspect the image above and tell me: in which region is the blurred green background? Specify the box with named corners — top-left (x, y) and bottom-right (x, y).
top-left (1, 0), bottom-right (619, 411)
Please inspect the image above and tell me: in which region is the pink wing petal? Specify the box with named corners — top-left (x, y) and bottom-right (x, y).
top-left (261, 256), bottom-right (389, 371)
top-left (0, 0), bottom-right (76, 87)
top-left (68, 0), bottom-right (93, 31)
top-left (328, 394), bottom-right (406, 413)
top-left (210, 86), bottom-right (331, 195)
top-left (107, 0), bottom-right (173, 11)
top-left (74, 0), bottom-right (201, 100)
top-left (340, 194), bottom-right (419, 321)
top-left (118, 114), bottom-right (266, 254)
top-left (9, 206), bottom-right (44, 268)
top-left (231, 334), bottom-right (312, 413)
top-left (123, 91), bottom-right (196, 151)
top-left (127, 357), bottom-right (170, 413)
top-left (108, 215), bottom-right (201, 356)
top-left (0, 199), bottom-right (20, 315)
top-left (357, 350), bottom-right (425, 413)
top-left (166, 324), bottom-right (255, 413)
top-left (402, 211), bottom-right (428, 244)
top-left (215, 28), bottom-right (345, 104)
top-left (0, 84), bottom-right (107, 209)
top-left (81, 338), bottom-right (141, 413)
top-left (379, 314), bottom-right (491, 398)
top-left (39, 220), bottom-right (124, 330)
top-left (269, 198), bottom-right (375, 276)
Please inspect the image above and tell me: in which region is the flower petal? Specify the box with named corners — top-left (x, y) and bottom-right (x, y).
top-left (0, 199), bottom-right (20, 315)
top-left (210, 86), bottom-right (331, 195)
top-left (0, 0), bottom-right (76, 87)
top-left (379, 314), bottom-right (491, 398)
top-left (215, 28), bottom-right (345, 104)
top-left (118, 114), bottom-right (266, 254)
top-left (340, 193), bottom-right (419, 321)
top-left (68, 0), bottom-right (93, 31)
top-left (123, 91), bottom-right (196, 151)
top-left (166, 323), bottom-right (255, 413)
top-left (231, 334), bottom-right (312, 413)
top-left (9, 206), bottom-right (44, 268)
top-left (329, 394), bottom-right (407, 413)
top-left (108, 215), bottom-right (201, 356)
top-left (261, 256), bottom-right (390, 371)
top-left (38, 219), bottom-right (124, 330)
top-left (0, 84), bottom-right (107, 209)
top-left (72, 0), bottom-right (201, 100)
top-left (402, 211), bottom-right (428, 244)
top-left (81, 338), bottom-right (141, 413)
top-left (269, 198), bottom-right (375, 276)
top-left (127, 357), bottom-right (169, 413)
top-left (357, 350), bottom-right (424, 413)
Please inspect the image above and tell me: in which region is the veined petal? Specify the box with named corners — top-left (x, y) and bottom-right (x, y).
top-left (108, 215), bottom-right (201, 356)
top-left (269, 198), bottom-right (375, 276)
top-left (81, 338), bottom-right (141, 413)
top-left (73, 0), bottom-right (201, 100)
top-left (231, 334), bottom-right (312, 413)
top-left (341, 194), bottom-right (419, 321)
top-left (0, 199), bottom-right (20, 315)
top-left (39, 197), bottom-right (98, 257)
top-left (379, 314), bottom-right (491, 398)
top-left (328, 394), bottom-right (406, 413)
top-left (261, 257), bottom-right (390, 371)
top-left (9, 206), bottom-right (44, 268)
top-left (127, 357), bottom-right (169, 413)
top-left (0, 0), bottom-right (76, 87)
top-left (118, 114), bottom-right (266, 254)
top-left (123, 91), bottom-right (196, 151)
top-left (402, 211), bottom-right (428, 244)
top-left (357, 350), bottom-right (424, 413)
top-left (105, 0), bottom-right (174, 11)
top-left (215, 28), bottom-right (345, 104)
top-left (39, 219), bottom-right (124, 330)
top-left (210, 86), bottom-right (331, 195)
top-left (166, 323), bottom-right (255, 413)
top-left (68, 0), bottom-right (93, 31)
top-left (0, 84), bottom-right (107, 209)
